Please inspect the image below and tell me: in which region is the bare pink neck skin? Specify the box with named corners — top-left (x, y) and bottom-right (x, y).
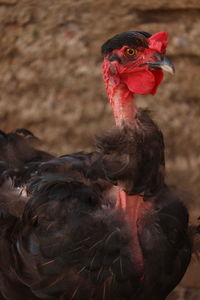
top-left (106, 81), bottom-right (136, 126)
top-left (117, 189), bottom-right (152, 277)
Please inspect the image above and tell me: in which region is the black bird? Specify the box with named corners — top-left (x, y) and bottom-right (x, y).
top-left (0, 31), bottom-right (192, 300)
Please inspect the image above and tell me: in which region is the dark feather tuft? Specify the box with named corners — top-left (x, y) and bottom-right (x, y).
top-left (95, 109), bottom-right (165, 196)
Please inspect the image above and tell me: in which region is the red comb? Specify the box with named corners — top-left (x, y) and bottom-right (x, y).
top-left (148, 31), bottom-right (169, 54)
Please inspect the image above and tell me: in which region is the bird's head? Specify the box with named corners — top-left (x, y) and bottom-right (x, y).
top-left (102, 31), bottom-right (174, 124)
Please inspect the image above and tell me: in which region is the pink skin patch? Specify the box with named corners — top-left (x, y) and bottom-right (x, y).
top-left (102, 59), bottom-right (136, 125)
top-left (116, 188), bottom-right (154, 277)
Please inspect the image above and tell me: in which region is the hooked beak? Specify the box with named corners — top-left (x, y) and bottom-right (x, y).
top-left (142, 54), bottom-right (175, 75)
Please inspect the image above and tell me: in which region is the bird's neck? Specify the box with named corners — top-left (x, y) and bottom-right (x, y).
top-left (103, 63), bottom-right (136, 126)
top-left (105, 77), bottom-right (145, 217)
top-left (109, 84), bottom-right (136, 126)
top-left (104, 70), bottom-right (147, 276)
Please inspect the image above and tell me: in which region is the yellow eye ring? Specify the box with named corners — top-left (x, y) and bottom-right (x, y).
top-left (125, 48), bottom-right (137, 56)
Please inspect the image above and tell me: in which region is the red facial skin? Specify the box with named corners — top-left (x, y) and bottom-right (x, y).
top-left (112, 47), bottom-right (164, 95)
top-left (102, 31), bottom-right (169, 277)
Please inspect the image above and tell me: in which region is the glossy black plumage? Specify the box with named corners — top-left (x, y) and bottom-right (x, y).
top-left (0, 109), bottom-right (192, 300)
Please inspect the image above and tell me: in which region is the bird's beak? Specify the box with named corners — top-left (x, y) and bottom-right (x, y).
top-left (142, 54), bottom-right (175, 75)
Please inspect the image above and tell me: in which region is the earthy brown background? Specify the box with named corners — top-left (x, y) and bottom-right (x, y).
top-left (0, 0), bottom-right (199, 299)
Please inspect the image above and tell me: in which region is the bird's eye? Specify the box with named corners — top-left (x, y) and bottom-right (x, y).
top-left (125, 48), bottom-right (137, 56)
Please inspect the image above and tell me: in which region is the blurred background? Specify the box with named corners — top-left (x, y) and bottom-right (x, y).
top-left (0, 0), bottom-right (199, 298)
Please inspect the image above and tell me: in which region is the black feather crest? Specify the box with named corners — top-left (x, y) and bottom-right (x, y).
top-left (101, 31), bottom-right (151, 55)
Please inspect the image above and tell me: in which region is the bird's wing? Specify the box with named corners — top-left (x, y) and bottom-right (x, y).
top-left (0, 128), bottom-right (54, 187)
top-left (0, 173), bottom-right (136, 299)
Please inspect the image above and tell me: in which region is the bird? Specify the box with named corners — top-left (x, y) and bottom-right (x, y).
top-left (0, 31), bottom-right (192, 300)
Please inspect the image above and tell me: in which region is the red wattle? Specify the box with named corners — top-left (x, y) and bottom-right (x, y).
top-left (120, 67), bottom-right (163, 95)
top-left (150, 70), bottom-right (164, 95)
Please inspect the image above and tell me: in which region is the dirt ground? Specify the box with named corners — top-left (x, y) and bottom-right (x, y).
top-left (0, 1), bottom-right (200, 298)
